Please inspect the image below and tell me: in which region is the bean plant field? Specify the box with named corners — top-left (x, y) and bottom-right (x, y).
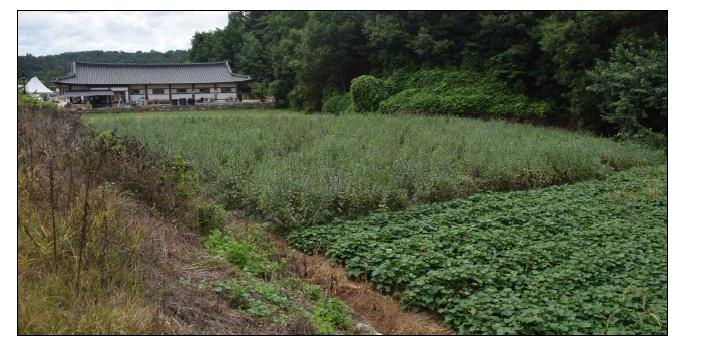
top-left (290, 166), bottom-right (667, 334)
top-left (87, 110), bottom-right (663, 229)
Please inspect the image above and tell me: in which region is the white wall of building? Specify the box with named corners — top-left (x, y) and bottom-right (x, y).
top-left (128, 83), bottom-right (237, 102)
top-left (64, 83), bottom-right (239, 104)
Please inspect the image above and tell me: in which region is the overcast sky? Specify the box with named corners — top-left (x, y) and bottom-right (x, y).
top-left (18, 11), bottom-right (230, 56)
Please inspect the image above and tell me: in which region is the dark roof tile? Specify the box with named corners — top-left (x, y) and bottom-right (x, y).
top-left (54, 61), bottom-right (252, 85)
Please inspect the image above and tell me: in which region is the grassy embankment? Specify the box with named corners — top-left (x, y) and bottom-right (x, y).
top-left (87, 109), bottom-right (664, 229)
top-left (18, 98), bottom-right (166, 334)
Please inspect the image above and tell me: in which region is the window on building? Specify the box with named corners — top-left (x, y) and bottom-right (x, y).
top-left (175, 88), bottom-right (187, 93)
top-left (221, 87), bottom-right (233, 93)
top-left (152, 88), bottom-right (165, 95)
top-left (129, 89), bottom-right (140, 95)
top-left (199, 88), bottom-right (210, 93)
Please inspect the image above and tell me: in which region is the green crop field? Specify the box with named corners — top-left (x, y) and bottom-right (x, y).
top-left (86, 109), bottom-right (667, 335)
top-left (87, 109), bottom-right (663, 229)
top-left (290, 165), bottom-right (667, 335)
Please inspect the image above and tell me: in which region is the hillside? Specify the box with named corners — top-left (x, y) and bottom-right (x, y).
top-left (17, 50), bottom-right (189, 83)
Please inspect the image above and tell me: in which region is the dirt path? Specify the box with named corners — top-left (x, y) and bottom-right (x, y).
top-left (274, 234), bottom-right (452, 335)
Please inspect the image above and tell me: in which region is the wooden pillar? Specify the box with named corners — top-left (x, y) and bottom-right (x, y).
top-left (213, 83), bottom-right (217, 101)
top-left (168, 84), bottom-right (172, 104)
top-left (144, 84), bottom-right (149, 103)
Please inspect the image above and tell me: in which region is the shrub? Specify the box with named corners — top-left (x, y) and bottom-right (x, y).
top-left (204, 229), bottom-right (282, 278)
top-left (310, 297), bottom-right (354, 334)
top-left (379, 69), bottom-right (550, 119)
top-left (197, 203), bottom-right (226, 235)
top-left (322, 93), bottom-right (353, 114)
top-left (350, 75), bottom-right (389, 112)
top-left (587, 38), bottom-right (667, 142)
top-left (18, 92), bottom-right (57, 110)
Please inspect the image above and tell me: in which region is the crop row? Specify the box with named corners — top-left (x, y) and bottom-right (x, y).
top-left (290, 166), bottom-right (667, 334)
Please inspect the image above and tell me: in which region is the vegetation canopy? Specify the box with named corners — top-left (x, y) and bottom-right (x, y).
top-left (187, 10), bottom-right (666, 139)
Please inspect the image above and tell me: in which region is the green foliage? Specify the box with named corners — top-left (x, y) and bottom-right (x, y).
top-left (208, 279), bottom-right (275, 318)
top-left (168, 158), bottom-right (199, 199)
top-left (379, 69), bottom-right (550, 118)
top-left (88, 110), bottom-right (663, 230)
top-left (290, 11), bottom-right (371, 111)
top-left (188, 10), bottom-right (666, 135)
top-left (197, 203), bottom-right (226, 235)
top-left (290, 166), bottom-right (667, 335)
top-left (322, 93), bottom-right (353, 114)
top-left (350, 75), bottom-right (389, 112)
top-left (204, 229), bottom-right (282, 278)
top-left (17, 92), bottom-right (57, 110)
top-left (208, 277), bottom-right (353, 333)
top-left (310, 298), bottom-right (354, 334)
top-left (280, 278), bottom-right (323, 302)
top-left (587, 38), bottom-right (667, 141)
top-left (536, 11), bottom-right (667, 131)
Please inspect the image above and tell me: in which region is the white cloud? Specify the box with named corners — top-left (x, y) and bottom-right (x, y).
top-left (18, 11), bottom-right (230, 56)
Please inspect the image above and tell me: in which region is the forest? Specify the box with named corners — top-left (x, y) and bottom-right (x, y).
top-left (190, 11), bottom-right (667, 143)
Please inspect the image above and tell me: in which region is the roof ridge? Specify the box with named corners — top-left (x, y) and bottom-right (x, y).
top-left (73, 61), bottom-right (229, 66)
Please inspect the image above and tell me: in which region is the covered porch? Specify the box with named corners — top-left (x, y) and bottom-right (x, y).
top-left (64, 87), bottom-right (130, 108)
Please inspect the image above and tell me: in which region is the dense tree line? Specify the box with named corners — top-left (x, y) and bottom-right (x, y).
top-left (191, 11), bottom-right (666, 140)
top-left (18, 50), bottom-right (190, 83)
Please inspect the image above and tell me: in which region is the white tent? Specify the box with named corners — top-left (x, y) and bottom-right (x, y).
top-left (24, 76), bottom-right (53, 94)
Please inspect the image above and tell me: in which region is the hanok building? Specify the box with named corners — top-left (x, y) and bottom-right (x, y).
top-left (52, 61), bottom-right (252, 107)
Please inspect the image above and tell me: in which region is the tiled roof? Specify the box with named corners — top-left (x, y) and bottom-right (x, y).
top-left (54, 61), bottom-right (252, 85)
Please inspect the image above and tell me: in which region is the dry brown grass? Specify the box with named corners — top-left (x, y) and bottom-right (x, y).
top-left (276, 239), bottom-right (452, 335)
top-left (17, 100), bottom-right (265, 335)
top-left (17, 101), bottom-right (171, 334)
top-left (126, 199), bottom-right (269, 334)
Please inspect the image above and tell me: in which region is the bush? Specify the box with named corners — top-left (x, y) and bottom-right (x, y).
top-left (587, 38), bottom-right (667, 139)
top-left (197, 203), bottom-right (226, 235)
top-left (378, 69), bottom-right (550, 119)
top-left (350, 75), bottom-right (389, 112)
top-left (204, 229), bottom-right (281, 278)
top-left (18, 92), bottom-right (57, 110)
top-left (322, 93), bottom-right (353, 114)
top-left (310, 297), bottom-right (354, 334)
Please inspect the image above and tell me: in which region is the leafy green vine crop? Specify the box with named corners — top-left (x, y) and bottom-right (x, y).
top-left (290, 166), bottom-right (667, 335)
